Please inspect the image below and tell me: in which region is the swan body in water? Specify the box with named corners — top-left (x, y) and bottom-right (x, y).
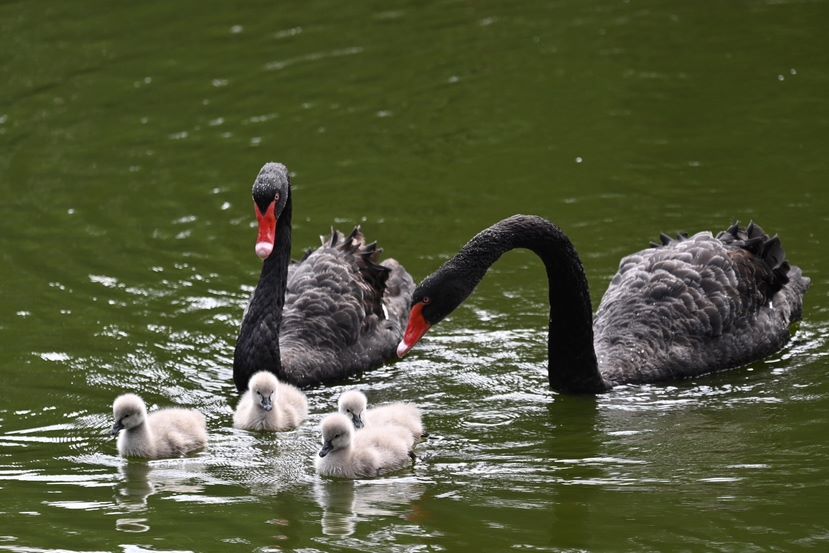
top-left (233, 163), bottom-right (415, 391)
top-left (111, 394), bottom-right (207, 459)
top-left (337, 390), bottom-right (425, 441)
top-left (397, 215), bottom-right (810, 393)
top-left (315, 413), bottom-right (414, 479)
top-left (233, 370), bottom-right (308, 431)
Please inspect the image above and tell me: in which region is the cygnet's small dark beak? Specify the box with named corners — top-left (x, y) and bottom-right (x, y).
top-left (351, 414), bottom-right (364, 429)
top-left (319, 441), bottom-right (333, 457)
top-left (260, 398), bottom-right (273, 412)
top-left (111, 420), bottom-right (124, 436)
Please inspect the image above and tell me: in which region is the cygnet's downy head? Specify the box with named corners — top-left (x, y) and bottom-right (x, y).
top-left (111, 393), bottom-right (148, 435)
top-left (337, 390), bottom-right (368, 429)
top-left (318, 413), bottom-right (353, 457)
top-left (248, 371), bottom-right (278, 412)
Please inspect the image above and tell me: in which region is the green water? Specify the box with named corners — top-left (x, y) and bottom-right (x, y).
top-left (1, 0), bottom-right (828, 551)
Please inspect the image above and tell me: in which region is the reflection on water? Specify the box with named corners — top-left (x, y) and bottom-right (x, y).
top-left (313, 478), bottom-right (427, 536)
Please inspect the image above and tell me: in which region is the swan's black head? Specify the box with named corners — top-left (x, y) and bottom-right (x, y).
top-left (396, 266), bottom-right (473, 358)
top-left (251, 162), bottom-right (291, 259)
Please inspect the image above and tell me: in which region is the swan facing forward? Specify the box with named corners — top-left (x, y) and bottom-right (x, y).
top-left (233, 370), bottom-right (308, 431)
top-left (337, 390), bottom-right (425, 441)
top-left (397, 215), bottom-right (810, 392)
top-left (111, 394), bottom-right (207, 459)
top-left (233, 162), bottom-right (415, 392)
top-left (315, 413), bottom-right (414, 479)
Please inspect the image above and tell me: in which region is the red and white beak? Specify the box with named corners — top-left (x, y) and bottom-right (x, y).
top-left (396, 302), bottom-right (431, 358)
top-left (255, 201), bottom-right (277, 259)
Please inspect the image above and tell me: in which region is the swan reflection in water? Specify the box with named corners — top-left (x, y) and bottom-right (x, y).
top-left (313, 477), bottom-right (427, 536)
top-left (113, 460), bottom-right (208, 532)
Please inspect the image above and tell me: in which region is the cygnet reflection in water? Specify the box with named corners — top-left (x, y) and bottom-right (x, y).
top-left (313, 478), bottom-right (427, 536)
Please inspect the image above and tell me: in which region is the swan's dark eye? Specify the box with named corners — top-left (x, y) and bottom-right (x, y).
top-left (422, 297), bottom-right (431, 305)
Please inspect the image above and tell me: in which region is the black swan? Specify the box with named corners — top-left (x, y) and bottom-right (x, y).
top-left (396, 215), bottom-right (810, 393)
top-left (233, 163), bottom-right (414, 391)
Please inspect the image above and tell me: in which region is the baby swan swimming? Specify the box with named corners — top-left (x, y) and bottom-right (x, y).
top-left (315, 413), bottom-right (414, 479)
top-left (338, 390), bottom-right (425, 441)
top-left (111, 394), bottom-right (207, 459)
top-left (233, 370), bottom-right (308, 431)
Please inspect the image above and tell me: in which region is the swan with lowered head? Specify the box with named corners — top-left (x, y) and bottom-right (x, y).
top-left (111, 394), bottom-right (207, 459)
top-left (233, 163), bottom-right (415, 392)
top-left (233, 370), bottom-right (308, 431)
top-left (397, 215), bottom-right (810, 392)
top-left (315, 413), bottom-right (414, 479)
top-left (337, 390), bottom-right (425, 441)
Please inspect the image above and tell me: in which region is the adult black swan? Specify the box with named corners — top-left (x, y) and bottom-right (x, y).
top-left (233, 163), bottom-right (414, 391)
top-left (396, 215), bottom-right (810, 393)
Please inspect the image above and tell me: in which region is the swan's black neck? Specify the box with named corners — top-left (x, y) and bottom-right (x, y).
top-left (429, 215), bottom-right (606, 393)
top-left (233, 195), bottom-right (292, 392)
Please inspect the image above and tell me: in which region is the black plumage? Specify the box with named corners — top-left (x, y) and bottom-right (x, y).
top-left (233, 163), bottom-right (414, 391)
top-left (403, 215), bottom-right (810, 393)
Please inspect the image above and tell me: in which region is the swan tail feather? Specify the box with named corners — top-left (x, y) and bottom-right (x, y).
top-left (716, 221), bottom-right (798, 297)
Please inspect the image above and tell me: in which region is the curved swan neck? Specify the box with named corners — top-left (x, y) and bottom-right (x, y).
top-left (441, 215), bottom-right (606, 393)
top-left (233, 195), bottom-right (293, 392)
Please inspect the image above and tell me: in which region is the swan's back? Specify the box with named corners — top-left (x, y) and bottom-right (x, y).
top-left (594, 223), bottom-right (810, 384)
top-left (279, 228), bottom-right (415, 386)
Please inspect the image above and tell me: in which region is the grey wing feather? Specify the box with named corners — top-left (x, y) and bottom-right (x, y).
top-left (595, 228), bottom-right (809, 385)
top-left (277, 228), bottom-right (414, 386)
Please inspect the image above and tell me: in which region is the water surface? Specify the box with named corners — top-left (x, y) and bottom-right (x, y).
top-left (1, 1), bottom-right (828, 551)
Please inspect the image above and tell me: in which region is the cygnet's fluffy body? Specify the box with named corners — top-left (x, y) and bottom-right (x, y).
top-left (233, 370), bottom-right (308, 431)
top-left (315, 413), bottom-right (413, 479)
top-left (111, 393), bottom-right (207, 459)
top-left (337, 390), bottom-right (425, 441)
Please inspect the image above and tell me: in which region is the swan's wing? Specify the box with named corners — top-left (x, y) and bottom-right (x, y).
top-left (380, 258), bottom-right (416, 332)
top-left (594, 225), bottom-right (809, 384)
top-left (278, 227), bottom-right (412, 385)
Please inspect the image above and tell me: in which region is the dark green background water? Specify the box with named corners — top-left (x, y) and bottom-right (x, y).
top-left (1, 1), bottom-right (828, 551)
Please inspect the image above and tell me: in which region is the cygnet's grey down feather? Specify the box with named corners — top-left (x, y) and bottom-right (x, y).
top-left (315, 413), bottom-right (414, 479)
top-left (233, 370), bottom-right (308, 431)
top-left (111, 393), bottom-right (207, 459)
top-left (337, 389), bottom-right (425, 442)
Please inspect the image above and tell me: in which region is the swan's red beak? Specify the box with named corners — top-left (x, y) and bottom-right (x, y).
top-left (255, 201), bottom-right (277, 259)
top-left (396, 302), bottom-right (431, 358)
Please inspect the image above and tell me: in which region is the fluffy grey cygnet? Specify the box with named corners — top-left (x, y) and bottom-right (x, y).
top-left (315, 413), bottom-right (414, 479)
top-left (233, 370), bottom-right (308, 431)
top-left (111, 393), bottom-right (207, 459)
top-left (337, 390), bottom-right (425, 441)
